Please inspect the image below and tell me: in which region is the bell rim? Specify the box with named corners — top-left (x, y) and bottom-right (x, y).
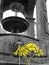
top-left (2, 16), bottom-right (29, 25)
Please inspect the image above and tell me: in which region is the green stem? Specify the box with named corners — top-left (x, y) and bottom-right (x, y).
top-left (26, 57), bottom-right (31, 65)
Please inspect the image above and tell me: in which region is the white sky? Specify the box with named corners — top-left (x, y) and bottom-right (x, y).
top-left (46, 0), bottom-right (49, 23)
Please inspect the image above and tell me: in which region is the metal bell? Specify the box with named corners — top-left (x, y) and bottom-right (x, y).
top-left (2, 16), bottom-right (29, 33)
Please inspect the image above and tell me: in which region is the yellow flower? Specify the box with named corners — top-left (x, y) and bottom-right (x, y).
top-left (36, 49), bottom-right (44, 56)
top-left (13, 45), bottom-right (29, 56)
top-left (25, 43), bottom-right (37, 48)
top-left (36, 53), bottom-right (41, 56)
top-left (13, 43), bottom-right (44, 57)
top-left (25, 43), bottom-right (39, 52)
top-left (19, 46), bottom-right (29, 56)
top-left (34, 46), bottom-right (40, 52)
top-left (39, 50), bottom-right (43, 56)
top-left (13, 45), bottom-right (21, 56)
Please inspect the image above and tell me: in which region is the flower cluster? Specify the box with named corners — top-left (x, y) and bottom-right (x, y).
top-left (13, 43), bottom-right (44, 57)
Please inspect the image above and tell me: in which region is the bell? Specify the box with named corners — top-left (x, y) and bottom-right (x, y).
top-left (2, 16), bottom-right (29, 33)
